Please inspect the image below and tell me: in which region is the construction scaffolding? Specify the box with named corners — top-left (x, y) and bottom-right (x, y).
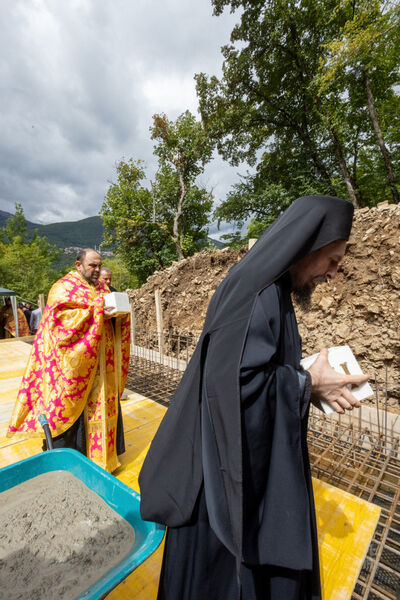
top-left (127, 330), bottom-right (400, 600)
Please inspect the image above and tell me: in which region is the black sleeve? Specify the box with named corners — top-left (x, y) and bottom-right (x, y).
top-left (239, 284), bottom-right (313, 570)
top-left (240, 284), bottom-right (310, 414)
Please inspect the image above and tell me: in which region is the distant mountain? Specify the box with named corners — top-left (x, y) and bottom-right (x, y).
top-left (0, 210), bottom-right (225, 251)
top-left (207, 237), bottom-right (225, 249)
top-left (35, 216), bottom-right (104, 249)
top-left (0, 210), bottom-right (104, 249)
top-left (0, 210), bottom-right (15, 228)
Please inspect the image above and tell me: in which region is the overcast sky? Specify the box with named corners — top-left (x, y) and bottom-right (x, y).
top-left (0, 0), bottom-right (246, 237)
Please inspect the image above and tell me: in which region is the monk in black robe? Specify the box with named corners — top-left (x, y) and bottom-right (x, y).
top-left (139, 196), bottom-right (369, 599)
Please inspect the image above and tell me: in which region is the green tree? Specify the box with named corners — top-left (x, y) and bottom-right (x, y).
top-left (316, 0), bottom-right (400, 203)
top-left (151, 111), bottom-right (214, 259)
top-left (101, 159), bottom-right (172, 285)
top-left (101, 256), bottom-right (139, 290)
top-left (215, 172), bottom-right (332, 237)
top-left (196, 1), bottom-right (350, 194)
top-left (101, 111), bottom-right (214, 284)
top-left (196, 0), bottom-right (400, 226)
top-left (0, 205), bottom-right (61, 301)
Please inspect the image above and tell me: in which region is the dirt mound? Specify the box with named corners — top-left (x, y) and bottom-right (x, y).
top-left (128, 201), bottom-right (400, 410)
top-left (128, 246), bottom-right (247, 335)
top-left (297, 202), bottom-right (400, 410)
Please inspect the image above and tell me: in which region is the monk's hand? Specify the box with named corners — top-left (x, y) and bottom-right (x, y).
top-left (307, 348), bottom-right (370, 414)
top-left (104, 306), bottom-right (115, 319)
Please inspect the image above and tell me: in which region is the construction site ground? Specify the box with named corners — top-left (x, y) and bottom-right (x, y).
top-left (1, 339), bottom-right (399, 599)
top-left (124, 202), bottom-right (400, 600)
top-left (1, 202), bottom-right (400, 599)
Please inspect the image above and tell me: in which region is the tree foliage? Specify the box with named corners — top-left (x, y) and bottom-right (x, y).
top-left (0, 205), bottom-right (61, 301)
top-left (196, 0), bottom-right (400, 233)
top-left (316, 0), bottom-right (400, 203)
top-left (101, 111), bottom-right (214, 285)
top-left (101, 256), bottom-right (139, 290)
top-left (151, 111), bottom-right (214, 259)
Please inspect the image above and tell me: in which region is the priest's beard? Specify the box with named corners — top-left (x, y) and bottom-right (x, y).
top-left (292, 276), bottom-right (326, 312)
top-left (80, 267), bottom-right (99, 285)
top-left (292, 286), bottom-right (312, 311)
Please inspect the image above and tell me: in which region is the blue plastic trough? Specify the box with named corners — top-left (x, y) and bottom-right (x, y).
top-left (0, 448), bottom-right (165, 599)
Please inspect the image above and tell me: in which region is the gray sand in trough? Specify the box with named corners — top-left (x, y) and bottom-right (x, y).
top-left (0, 471), bottom-right (135, 600)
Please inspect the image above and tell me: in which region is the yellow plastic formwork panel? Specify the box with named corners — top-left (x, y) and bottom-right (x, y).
top-left (0, 437), bottom-right (43, 468)
top-left (105, 543), bottom-right (164, 600)
top-left (0, 341), bottom-right (31, 440)
top-left (107, 395), bottom-right (166, 600)
top-left (0, 340), bottom-right (31, 380)
top-left (0, 360), bottom-right (381, 600)
top-left (313, 478), bottom-right (381, 600)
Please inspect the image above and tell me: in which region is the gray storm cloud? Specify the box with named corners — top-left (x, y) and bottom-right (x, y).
top-left (0, 0), bottom-right (242, 226)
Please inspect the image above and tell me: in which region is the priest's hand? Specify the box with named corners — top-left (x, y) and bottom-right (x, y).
top-left (307, 348), bottom-right (370, 414)
top-left (104, 306), bottom-right (115, 320)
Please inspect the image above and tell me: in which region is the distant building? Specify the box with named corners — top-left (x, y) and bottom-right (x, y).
top-left (63, 246), bottom-right (114, 257)
top-left (63, 246), bottom-right (82, 254)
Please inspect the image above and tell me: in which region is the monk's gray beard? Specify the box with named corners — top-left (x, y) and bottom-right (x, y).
top-left (292, 286), bottom-right (312, 312)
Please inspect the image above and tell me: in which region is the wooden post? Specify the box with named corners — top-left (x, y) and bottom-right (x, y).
top-left (248, 238), bottom-right (258, 250)
top-left (154, 289), bottom-right (164, 357)
top-left (38, 294), bottom-right (45, 313)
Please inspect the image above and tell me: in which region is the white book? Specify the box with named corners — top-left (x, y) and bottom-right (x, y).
top-left (103, 292), bottom-right (130, 315)
top-left (300, 345), bottom-right (373, 415)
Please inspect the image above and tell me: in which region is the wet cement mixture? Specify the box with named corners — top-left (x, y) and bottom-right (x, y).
top-left (0, 471), bottom-right (135, 600)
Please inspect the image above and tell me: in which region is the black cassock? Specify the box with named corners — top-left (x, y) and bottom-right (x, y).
top-left (157, 275), bottom-right (320, 600)
top-left (139, 196), bottom-right (354, 600)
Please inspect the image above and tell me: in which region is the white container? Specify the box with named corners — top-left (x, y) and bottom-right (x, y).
top-left (300, 345), bottom-right (373, 415)
top-left (103, 292), bottom-right (130, 315)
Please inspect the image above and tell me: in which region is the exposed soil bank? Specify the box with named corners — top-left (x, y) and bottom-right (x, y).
top-left (128, 202), bottom-right (400, 412)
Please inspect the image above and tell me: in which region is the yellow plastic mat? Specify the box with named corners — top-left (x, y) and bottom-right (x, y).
top-left (0, 341), bottom-right (381, 600)
top-left (0, 339), bottom-right (31, 380)
top-left (313, 478), bottom-right (381, 600)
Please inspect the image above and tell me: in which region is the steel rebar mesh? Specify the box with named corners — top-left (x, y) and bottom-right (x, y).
top-left (127, 330), bottom-right (198, 404)
top-left (127, 330), bottom-right (400, 600)
top-left (308, 411), bottom-right (400, 599)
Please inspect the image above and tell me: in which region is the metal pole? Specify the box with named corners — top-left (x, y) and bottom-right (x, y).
top-left (384, 365), bottom-right (388, 449)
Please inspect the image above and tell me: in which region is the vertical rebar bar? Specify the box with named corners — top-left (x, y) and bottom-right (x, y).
top-left (385, 365), bottom-right (388, 450)
top-left (375, 373), bottom-right (381, 442)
